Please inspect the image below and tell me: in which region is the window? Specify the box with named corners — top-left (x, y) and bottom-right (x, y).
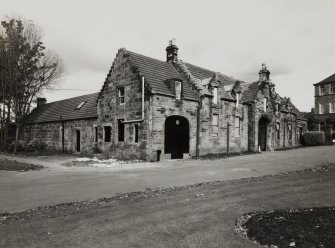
top-left (320, 85), bottom-right (325, 95)
top-left (320, 123), bottom-right (324, 131)
top-left (213, 87), bottom-right (218, 105)
top-left (288, 123), bottom-right (292, 139)
top-left (134, 124), bottom-right (139, 143)
top-left (212, 114), bottom-right (219, 136)
top-left (276, 123), bottom-right (280, 139)
top-left (319, 103), bottom-right (324, 114)
top-left (75, 101), bottom-right (86, 110)
top-left (330, 102), bottom-right (335, 113)
top-left (104, 126), bottom-right (111, 142)
top-left (235, 117), bottom-right (240, 137)
top-left (236, 93), bottom-right (240, 107)
top-left (118, 119), bottom-right (125, 142)
top-left (94, 127), bottom-right (98, 142)
top-left (276, 103), bottom-right (280, 112)
top-left (175, 81), bottom-right (182, 100)
top-left (263, 98), bottom-right (267, 111)
top-left (118, 88), bottom-right (125, 104)
top-left (331, 84), bottom-right (335, 94)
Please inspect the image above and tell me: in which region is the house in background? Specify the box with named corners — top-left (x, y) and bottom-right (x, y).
top-left (312, 73), bottom-right (335, 143)
top-left (20, 41), bottom-right (307, 160)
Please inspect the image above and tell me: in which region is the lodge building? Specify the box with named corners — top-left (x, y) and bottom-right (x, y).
top-left (21, 41), bottom-right (307, 161)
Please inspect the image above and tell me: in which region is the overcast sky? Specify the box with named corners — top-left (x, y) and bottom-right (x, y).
top-left (1, 0), bottom-right (335, 111)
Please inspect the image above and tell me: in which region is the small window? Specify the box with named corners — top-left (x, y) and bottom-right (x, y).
top-left (276, 123), bottom-right (280, 139)
top-left (75, 101), bottom-right (87, 110)
top-left (213, 87), bottom-right (218, 105)
top-left (236, 93), bottom-right (240, 107)
top-left (320, 123), bottom-right (324, 131)
top-left (235, 117), bottom-right (240, 137)
top-left (320, 85), bottom-right (325, 95)
top-left (134, 124), bottom-right (139, 143)
top-left (288, 123), bottom-right (292, 139)
top-left (331, 84), bottom-right (335, 94)
top-left (175, 81), bottom-right (182, 100)
top-left (212, 114), bottom-right (219, 136)
top-left (319, 103), bottom-right (324, 114)
top-left (276, 103), bottom-right (280, 112)
top-left (118, 88), bottom-right (125, 104)
top-left (263, 98), bottom-right (267, 111)
top-left (94, 127), bottom-right (98, 142)
top-left (330, 102), bottom-right (335, 113)
top-left (118, 119), bottom-right (124, 142)
top-left (104, 126), bottom-right (111, 142)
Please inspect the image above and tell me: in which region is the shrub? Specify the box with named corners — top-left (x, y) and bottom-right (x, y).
top-left (302, 131), bottom-right (325, 146)
top-left (26, 140), bottom-right (47, 152)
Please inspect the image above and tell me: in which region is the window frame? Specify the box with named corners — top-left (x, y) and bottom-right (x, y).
top-left (117, 87), bottom-right (125, 105)
top-left (320, 85), bottom-right (325, 95)
top-left (235, 116), bottom-right (240, 137)
top-left (288, 123), bottom-right (292, 140)
top-left (319, 103), bottom-right (324, 114)
top-left (276, 122), bottom-right (280, 139)
top-left (330, 102), bottom-right (335, 113)
top-left (212, 86), bottom-right (218, 105)
top-left (212, 113), bottom-right (219, 137)
top-left (331, 84), bottom-right (335, 94)
top-left (175, 81), bottom-right (182, 100)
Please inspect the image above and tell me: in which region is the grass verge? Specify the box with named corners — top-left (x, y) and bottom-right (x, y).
top-left (0, 158), bottom-right (43, 172)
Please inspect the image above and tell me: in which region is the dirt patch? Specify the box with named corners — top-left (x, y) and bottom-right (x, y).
top-left (0, 158), bottom-right (43, 172)
top-left (237, 207), bottom-right (335, 248)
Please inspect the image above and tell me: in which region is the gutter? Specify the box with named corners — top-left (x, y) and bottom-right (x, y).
top-left (122, 76), bottom-right (145, 124)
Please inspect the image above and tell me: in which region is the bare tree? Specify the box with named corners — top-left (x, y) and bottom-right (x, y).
top-left (0, 17), bottom-right (64, 153)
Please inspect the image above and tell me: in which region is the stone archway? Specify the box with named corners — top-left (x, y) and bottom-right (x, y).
top-left (258, 117), bottom-right (269, 151)
top-left (164, 116), bottom-right (189, 159)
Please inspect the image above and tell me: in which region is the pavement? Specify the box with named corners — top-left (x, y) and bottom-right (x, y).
top-left (0, 145), bottom-right (334, 213)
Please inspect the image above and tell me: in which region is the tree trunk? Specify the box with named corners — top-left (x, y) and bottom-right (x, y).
top-left (13, 124), bottom-right (20, 154)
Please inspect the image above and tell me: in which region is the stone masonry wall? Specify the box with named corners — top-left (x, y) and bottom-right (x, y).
top-left (98, 49), bottom-right (148, 160)
top-left (21, 118), bottom-right (97, 153)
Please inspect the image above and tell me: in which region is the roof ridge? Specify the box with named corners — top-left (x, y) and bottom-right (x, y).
top-left (41, 92), bottom-right (99, 106)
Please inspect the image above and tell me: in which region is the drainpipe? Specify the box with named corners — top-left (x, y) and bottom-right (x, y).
top-left (60, 115), bottom-right (65, 153)
top-left (196, 95), bottom-right (203, 158)
top-left (122, 76), bottom-right (145, 124)
top-left (227, 121), bottom-right (230, 155)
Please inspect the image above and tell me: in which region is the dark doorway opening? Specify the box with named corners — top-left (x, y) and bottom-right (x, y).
top-left (76, 130), bottom-right (81, 152)
top-left (165, 116), bottom-right (189, 159)
top-left (258, 117), bottom-right (268, 151)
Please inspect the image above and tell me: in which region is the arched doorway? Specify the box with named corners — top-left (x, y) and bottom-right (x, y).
top-left (165, 116), bottom-right (189, 159)
top-left (258, 117), bottom-right (268, 151)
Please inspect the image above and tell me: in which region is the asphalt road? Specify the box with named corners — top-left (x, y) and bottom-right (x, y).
top-left (0, 146), bottom-right (334, 213)
top-left (0, 158), bottom-right (334, 248)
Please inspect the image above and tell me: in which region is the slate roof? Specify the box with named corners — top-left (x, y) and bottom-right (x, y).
top-left (314, 73), bottom-right (335, 85)
top-left (126, 51), bottom-right (198, 101)
top-left (24, 93), bottom-right (99, 124)
top-left (176, 61), bottom-right (240, 99)
top-left (240, 81), bottom-right (259, 103)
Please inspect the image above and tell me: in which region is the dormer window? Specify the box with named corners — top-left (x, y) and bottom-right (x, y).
top-left (75, 101), bottom-right (87, 110)
top-left (175, 81), bottom-right (182, 100)
top-left (118, 87), bottom-right (125, 104)
top-left (213, 86), bottom-right (218, 104)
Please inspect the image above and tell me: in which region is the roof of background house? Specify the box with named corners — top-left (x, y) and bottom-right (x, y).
top-left (24, 93), bottom-right (98, 124)
top-left (126, 51), bottom-right (199, 101)
top-left (314, 73), bottom-right (335, 85)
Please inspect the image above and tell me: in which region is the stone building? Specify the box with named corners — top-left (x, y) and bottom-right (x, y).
top-left (312, 73), bottom-right (335, 143)
top-left (21, 41), bottom-right (307, 160)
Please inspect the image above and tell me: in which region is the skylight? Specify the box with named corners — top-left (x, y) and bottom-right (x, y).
top-left (75, 101), bottom-right (87, 110)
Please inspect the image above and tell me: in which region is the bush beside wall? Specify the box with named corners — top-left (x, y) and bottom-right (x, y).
top-left (302, 131), bottom-right (325, 146)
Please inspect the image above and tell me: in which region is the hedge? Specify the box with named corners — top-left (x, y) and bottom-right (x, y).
top-left (302, 131), bottom-right (325, 146)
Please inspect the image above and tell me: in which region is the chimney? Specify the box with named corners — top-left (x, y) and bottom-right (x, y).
top-left (259, 63), bottom-right (270, 82)
top-left (166, 38), bottom-right (178, 63)
top-left (37, 97), bottom-right (47, 108)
